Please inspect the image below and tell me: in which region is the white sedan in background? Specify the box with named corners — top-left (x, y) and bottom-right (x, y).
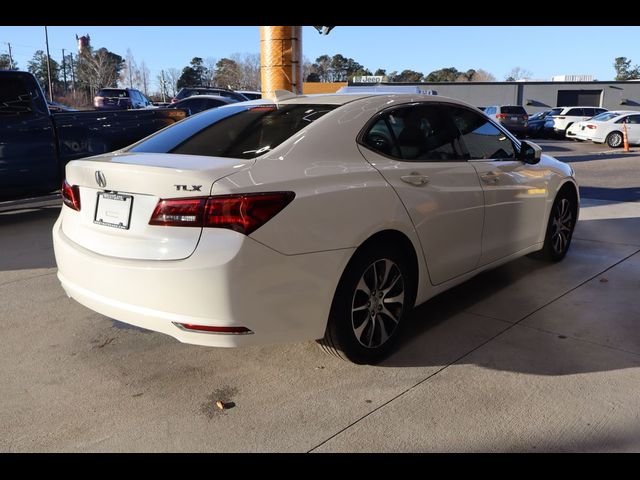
top-left (53, 93), bottom-right (579, 364)
top-left (566, 110), bottom-right (640, 147)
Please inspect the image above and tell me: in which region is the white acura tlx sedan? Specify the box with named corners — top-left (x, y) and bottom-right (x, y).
top-left (53, 93), bottom-right (579, 364)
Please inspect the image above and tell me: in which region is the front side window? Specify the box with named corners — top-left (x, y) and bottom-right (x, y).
top-left (447, 105), bottom-right (516, 160)
top-left (130, 103), bottom-right (337, 159)
top-left (385, 105), bottom-right (463, 161)
top-left (567, 108), bottom-right (584, 116)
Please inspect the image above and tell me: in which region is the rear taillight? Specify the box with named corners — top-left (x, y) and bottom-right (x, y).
top-left (61, 180), bottom-right (81, 211)
top-left (586, 124), bottom-right (597, 129)
top-left (94, 96), bottom-right (104, 107)
top-left (149, 192), bottom-right (295, 235)
top-left (170, 98), bottom-right (178, 103)
top-left (495, 113), bottom-right (507, 119)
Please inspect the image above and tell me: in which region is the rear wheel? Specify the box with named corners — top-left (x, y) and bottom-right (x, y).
top-left (606, 131), bottom-right (623, 148)
top-left (535, 190), bottom-right (577, 261)
top-left (319, 244), bottom-right (415, 364)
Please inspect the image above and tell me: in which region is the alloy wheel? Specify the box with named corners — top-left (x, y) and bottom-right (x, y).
top-left (351, 259), bottom-right (405, 349)
top-left (551, 198), bottom-right (573, 255)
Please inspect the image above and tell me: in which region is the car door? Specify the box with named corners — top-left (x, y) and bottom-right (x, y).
top-left (357, 103), bottom-right (485, 286)
top-left (446, 105), bottom-right (550, 266)
top-left (622, 114), bottom-right (640, 144)
top-left (0, 74), bottom-right (59, 198)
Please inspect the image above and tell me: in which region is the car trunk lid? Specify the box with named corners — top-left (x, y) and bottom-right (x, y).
top-left (61, 152), bottom-right (254, 260)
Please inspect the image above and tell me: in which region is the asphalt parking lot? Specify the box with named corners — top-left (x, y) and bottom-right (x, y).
top-left (1, 139), bottom-right (639, 452)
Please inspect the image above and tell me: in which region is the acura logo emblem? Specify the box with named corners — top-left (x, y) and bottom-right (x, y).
top-left (95, 171), bottom-right (106, 188)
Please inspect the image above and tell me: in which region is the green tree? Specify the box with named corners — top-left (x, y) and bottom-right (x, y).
top-left (614, 57), bottom-right (640, 80)
top-left (425, 67), bottom-right (459, 82)
top-left (374, 68), bottom-right (386, 77)
top-left (177, 57), bottom-right (208, 89)
top-left (395, 69), bottom-right (424, 82)
top-left (214, 58), bottom-right (242, 88)
top-left (27, 50), bottom-right (60, 94)
top-left (313, 54), bottom-right (332, 82)
top-left (0, 53), bottom-right (17, 70)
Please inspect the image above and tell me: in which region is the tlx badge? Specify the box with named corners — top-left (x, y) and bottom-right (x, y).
top-left (174, 185), bottom-right (202, 192)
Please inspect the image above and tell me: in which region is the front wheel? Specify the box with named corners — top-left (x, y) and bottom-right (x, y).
top-left (319, 244), bottom-right (415, 364)
top-left (535, 191), bottom-right (577, 261)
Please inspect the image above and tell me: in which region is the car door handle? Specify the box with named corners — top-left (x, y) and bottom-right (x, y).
top-left (401, 173), bottom-right (430, 186)
top-left (480, 172), bottom-right (500, 184)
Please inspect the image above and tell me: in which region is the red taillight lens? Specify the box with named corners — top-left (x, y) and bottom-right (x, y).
top-left (586, 124), bottom-right (597, 129)
top-left (495, 113), bottom-right (507, 119)
top-left (149, 192), bottom-right (295, 235)
top-left (149, 198), bottom-right (206, 226)
top-left (170, 98), bottom-right (178, 103)
top-left (61, 180), bottom-right (81, 211)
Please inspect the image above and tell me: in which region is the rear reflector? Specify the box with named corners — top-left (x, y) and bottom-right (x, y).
top-left (249, 105), bottom-right (277, 111)
top-left (150, 192), bottom-right (295, 235)
top-left (61, 179), bottom-right (81, 211)
top-left (173, 322), bottom-right (253, 335)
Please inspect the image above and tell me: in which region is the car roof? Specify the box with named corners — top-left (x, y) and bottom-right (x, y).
top-left (176, 94), bottom-right (237, 102)
top-left (266, 92), bottom-right (476, 109)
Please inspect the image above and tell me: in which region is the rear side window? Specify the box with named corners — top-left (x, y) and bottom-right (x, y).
top-left (501, 106), bottom-right (527, 115)
top-left (448, 105), bottom-right (516, 160)
top-left (0, 76), bottom-right (34, 115)
top-left (130, 104), bottom-right (337, 159)
top-left (362, 117), bottom-right (400, 158)
top-left (566, 108), bottom-right (583, 116)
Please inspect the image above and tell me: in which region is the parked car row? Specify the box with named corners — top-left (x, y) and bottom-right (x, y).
top-left (566, 110), bottom-right (640, 147)
top-left (92, 87), bottom-right (262, 112)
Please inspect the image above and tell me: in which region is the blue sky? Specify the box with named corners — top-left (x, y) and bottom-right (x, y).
top-left (2, 26), bottom-right (637, 89)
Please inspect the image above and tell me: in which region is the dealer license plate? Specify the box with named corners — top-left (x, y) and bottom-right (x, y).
top-left (94, 192), bottom-right (133, 230)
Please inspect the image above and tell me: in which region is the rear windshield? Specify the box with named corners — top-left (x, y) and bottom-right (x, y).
top-left (129, 103), bottom-right (338, 159)
top-left (97, 89), bottom-right (128, 98)
top-left (501, 106), bottom-right (527, 114)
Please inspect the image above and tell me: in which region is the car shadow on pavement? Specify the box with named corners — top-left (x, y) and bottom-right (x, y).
top-left (563, 153), bottom-right (634, 163)
top-left (578, 186), bottom-right (640, 202)
top-left (383, 215), bottom-right (640, 373)
top-left (0, 205), bottom-right (60, 271)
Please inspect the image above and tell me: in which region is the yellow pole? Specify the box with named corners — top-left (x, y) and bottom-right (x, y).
top-left (260, 26), bottom-right (303, 99)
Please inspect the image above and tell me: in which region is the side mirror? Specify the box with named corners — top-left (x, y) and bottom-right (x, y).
top-left (518, 140), bottom-right (542, 164)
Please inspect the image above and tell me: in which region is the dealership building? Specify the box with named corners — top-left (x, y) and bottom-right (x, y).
top-left (345, 78), bottom-right (640, 114)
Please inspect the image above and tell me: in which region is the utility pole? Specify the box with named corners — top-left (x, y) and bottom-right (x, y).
top-left (7, 42), bottom-right (13, 69)
top-left (260, 26), bottom-right (303, 99)
top-left (69, 53), bottom-right (76, 92)
top-left (161, 70), bottom-right (167, 103)
top-left (62, 48), bottom-right (67, 93)
top-left (44, 26), bottom-right (53, 101)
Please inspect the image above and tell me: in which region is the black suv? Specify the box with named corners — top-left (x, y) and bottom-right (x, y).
top-left (94, 88), bottom-right (153, 110)
top-left (171, 87), bottom-right (248, 103)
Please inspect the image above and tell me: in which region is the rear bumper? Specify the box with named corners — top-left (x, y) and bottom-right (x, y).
top-left (53, 216), bottom-right (354, 347)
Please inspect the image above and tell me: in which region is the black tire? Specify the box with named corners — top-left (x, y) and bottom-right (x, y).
top-left (606, 131), bottom-right (623, 148)
top-left (319, 243), bottom-right (416, 364)
top-left (534, 189), bottom-right (577, 261)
